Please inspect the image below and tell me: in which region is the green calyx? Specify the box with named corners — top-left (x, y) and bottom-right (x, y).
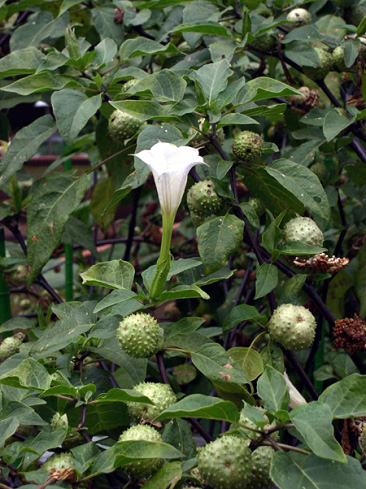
top-left (303, 48), bottom-right (332, 80)
top-left (117, 313), bottom-right (164, 359)
top-left (50, 413), bottom-right (68, 431)
top-left (43, 453), bottom-right (74, 471)
top-left (232, 131), bottom-right (264, 161)
top-left (251, 32), bottom-right (276, 51)
top-left (108, 109), bottom-right (143, 142)
top-left (197, 435), bottom-right (251, 489)
top-left (126, 382), bottom-right (177, 421)
top-left (118, 425), bottom-right (164, 477)
top-left (187, 180), bottom-right (222, 226)
top-left (121, 79), bottom-right (139, 93)
top-left (268, 303), bottom-right (316, 350)
top-left (248, 197), bottom-right (265, 216)
top-left (283, 216), bottom-right (324, 247)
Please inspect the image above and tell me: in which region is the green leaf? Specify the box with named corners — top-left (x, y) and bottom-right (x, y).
top-left (344, 39), bottom-right (359, 68)
top-left (257, 366), bottom-right (289, 412)
top-left (197, 215), bottom-right (244, 273)
top-left (271, 452), bottom-right (366, 489)
top-left (235, 77), bottom-right (301, 105)
top-left (1, 73), bottom-right (79, 96)
top-left (0, 358), bottom-right (51, 391)
top-left (223, 304), bottom-right (265, 334)
top-left (357, 17), bottom-right (366, 36)
top-left (63, 215), bottom-right (100, 259)
top-left (110, 100), bottom-right (167, 121)
top-left (119, 38), bottom-right (179, 59)
top-left (0, 418), bottom-right (19, 448)
top-left (92, 7), bottom-right (125, 46)
top-left (164, 317), bottom-right (205, 340)
top-left (158, 285), bottom-right (210, 302)
top-left (27, 173), bottom-right (88, 284)
top-left (94, 388), bottom-right (153, 404)
top-left (51, 89), bottom-right (102, 144)
top-left (143, 461), bottom-right (182, 489)
top-left (278, 241), bottom-right (327, 256)
top-left (0, 401), bottom-right (47, 426)
top-left (0, 115), bottom-right (56, 186)
top-left (191, 59), bottom-right (233, 106)
top-left (323, 108), bottom-right (356, 142)
top-left (22, 429), bottom-right (67, 469)
top-left (80, 260), bottom-right (135, 290)
top-left (266, 159), bottom-right (330, 221)
top-left (228, 347), bottom-right (264, 381)
top-left (129, 69), bottom-right (186, 103)
top-left (171, 22), bottom-right (230, 38)
top-left (319, 374), bottom-right (366, 418)
top-left (94, 38), bottom-right (118, 67)
top-left (218, 113), bottom-right (258, 126)
top-left (255, 263), bottom-right (278, 299)
top-left (93, 290), bottom-right (138, 314)
top-left (290, 402), bottom-right (346, 463)
top-left (156, 394), bottom-right (240, 422)
top-left (0, 47), bottom-right (44, 78)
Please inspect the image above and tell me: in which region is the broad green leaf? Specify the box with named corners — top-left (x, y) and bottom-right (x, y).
top-left (158, 285), bottom-right (210, 302)
top-left (94, 38), bottom-right (118, 67)
top-left (257, 366), bottom-right (289, 412)
top-left (119, 38), bottom-right (179, 59)
top-left (209, 40), bottom-right (236, 62)
top-left (0, 115), bottom-right (56, 185)
top-left (143, 461), bottom-right (182, 489)
top-left (344, 39), bottom-right (359, 68)
top-left (63, 215), bottom-right (100, 259)
top-left (110, 100), bottom-right (167, 121)
top-left (235, 77), bottom-right (301, 105)
top-left (266, 159), bottom-right (330, 221)
top-left (323, 108), bottom-right (356, 142)
top-left (92, 7), bottom-right (125, 46)
top-left (191, 59), bottom-right (233, 106)
top-left (278, 241), bottom-right (327, 256)
top-left (319, 374), bottom-right (366, 418)
top-left (94, 388), bottom-right (153, 404)
top-left (271, 452), bottom-right (366, 489)
top-left (93, 290), bottom-right (138, 314)
top-left (51, 89), bottom-right (102, 144)
top-left (0, 401), bottom-right (47, 426)
top-left (27, 173), bottom-right (88, 284)
top-left (156, 394), bottom-right (240, 422)
top-left (197, 215), bottom-right (244, 273)
top-left (0, 418), bottom-right (19, 448)
top-left (129, 69), bottom-right (186, 103)
top-left (1, 73), bottom-right (80, 96)
top-left (82, 402), bottom-right (130, 436)
top-left (0, 358), bottom-right (51, 391)
top-left (80, 260), bottom-right (135, 290)
top-left (0, 47), bottom-right (44, 78)
top-left (255, 263), bottom-right (278, 299)
top-left (59, 0), bottom-right (82, 15)
top-left (228, 347), bottom-right (264, 381)
top-left (142, 258), bottom-right (202, 291)
top-left (290, 402), bottom-right (346, 463)
top-left (164, 317), bottom-right (205, 340)
top-left (171, 22), bottom-right (230, 38)
top-left (223, 304), bottom-right (265, 334)
top-left (218, 113), bottom-right (258, 126)
top-left (22, 429), bottom-right (67, 469)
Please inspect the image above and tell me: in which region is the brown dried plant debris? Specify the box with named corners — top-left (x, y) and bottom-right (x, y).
top-left (333, 314), bottom-right (366, 354)
top-left (293, 253), bottom-right (349, 274)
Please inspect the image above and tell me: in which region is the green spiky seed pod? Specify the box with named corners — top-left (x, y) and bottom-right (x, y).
top-left (232, 131), bottom-right (264, 161)
top-left (196, 435), bottom-right (251, 489)
top-left (332, 46), bottom-right (348, 71)
top-left (231, 410), bottom-right (278, 441)
top-left (117, 313), bottom-right (164, 359)
top-left (334, 0), bottom-right (355, 7)
top-left (283, 216), bottom-right (324, 247)
top-left (268, 303), bottom-right (316, 350)
top-left (121, 79), bottom-right (138, 93)
top-left (286, 8), bottom-right (311, 26)
top-left (118, 425), bottom-right (164, 477)
top-left (310, 162), bottom-right (327, 183)
top-left (0, 335), bottom-right (23, 359)
top-left (126, 382), bottom-right (177, 421)
top-left (108, 110), bottom-right (143, 142)
top-left (251, 32), bottom-right (276, 51)
top-left (178, 41), bottom-right (195, 54)
top-left (43, 453), bottom-right (74, 471)
top-left (248, 197), bottom-right (265, 216)
top-left (190, 210), bottom-right (206, 227)
top-left (50, 413), bottom-right (68, 431)
top-left (247, 446), bottom-right (274, 489)
top-left (303, 48), bottom-right (332, 80)
top-left (187, 180), bottom-right (222, 222)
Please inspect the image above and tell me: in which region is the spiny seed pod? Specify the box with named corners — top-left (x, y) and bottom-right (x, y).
top-left (286, 8), bottom-right (311, 27)
top-left (50, 413), bottom-right (68, 431)
top-left (0, 335), bottom-right (24, 360)
top-left (121, 79), bottom-right (138, 93)
top-left (231, 410), bottom-right (278, 441)
top-left (334, 0), bottom-right (355, 8)
top-left (196, 435), bottom-right (251, 489)
top-left (251, 32), bottom-right (276, 51)
top-left (118, 425), bottom-right (164, 477)
top-left (187, 180), bottom-right (222, 221)
top-left (268, 303), bottom-right (316, 350)
top-left (303, 48), bottom-right (332, 80)
top-left (117, 313), bottom-right (164, 359)
top-left (108, 110), bottom-right (143, 142)
top-left (126, 382), bottom-right (177, 421)
top-left (43, 453), bottom-right (74, 471)
top-left (246, 446), bottom-right (274, 489)
top-left (332, 46), bottom-right (348, 71)
top-left (248, 197), bottom-right (265, 216)
top-left (232, 131), bottom-right (264, 161)
top-left (310, 162), bottom-right (327, 183)
top-left (283, 216), bottom-right (324, 248)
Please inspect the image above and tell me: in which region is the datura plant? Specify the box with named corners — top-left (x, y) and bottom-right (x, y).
top-left (1, 0), bottom-right (366, 488)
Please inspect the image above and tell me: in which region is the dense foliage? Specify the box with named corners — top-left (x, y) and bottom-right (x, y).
top-left (1, 0), bottom-right (366, 487)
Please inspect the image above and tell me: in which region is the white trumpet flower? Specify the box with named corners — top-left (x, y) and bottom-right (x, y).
top-left (135, 141), bottom-right (206, 300)
top-left (135, 141), bottom-right (205, 218)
